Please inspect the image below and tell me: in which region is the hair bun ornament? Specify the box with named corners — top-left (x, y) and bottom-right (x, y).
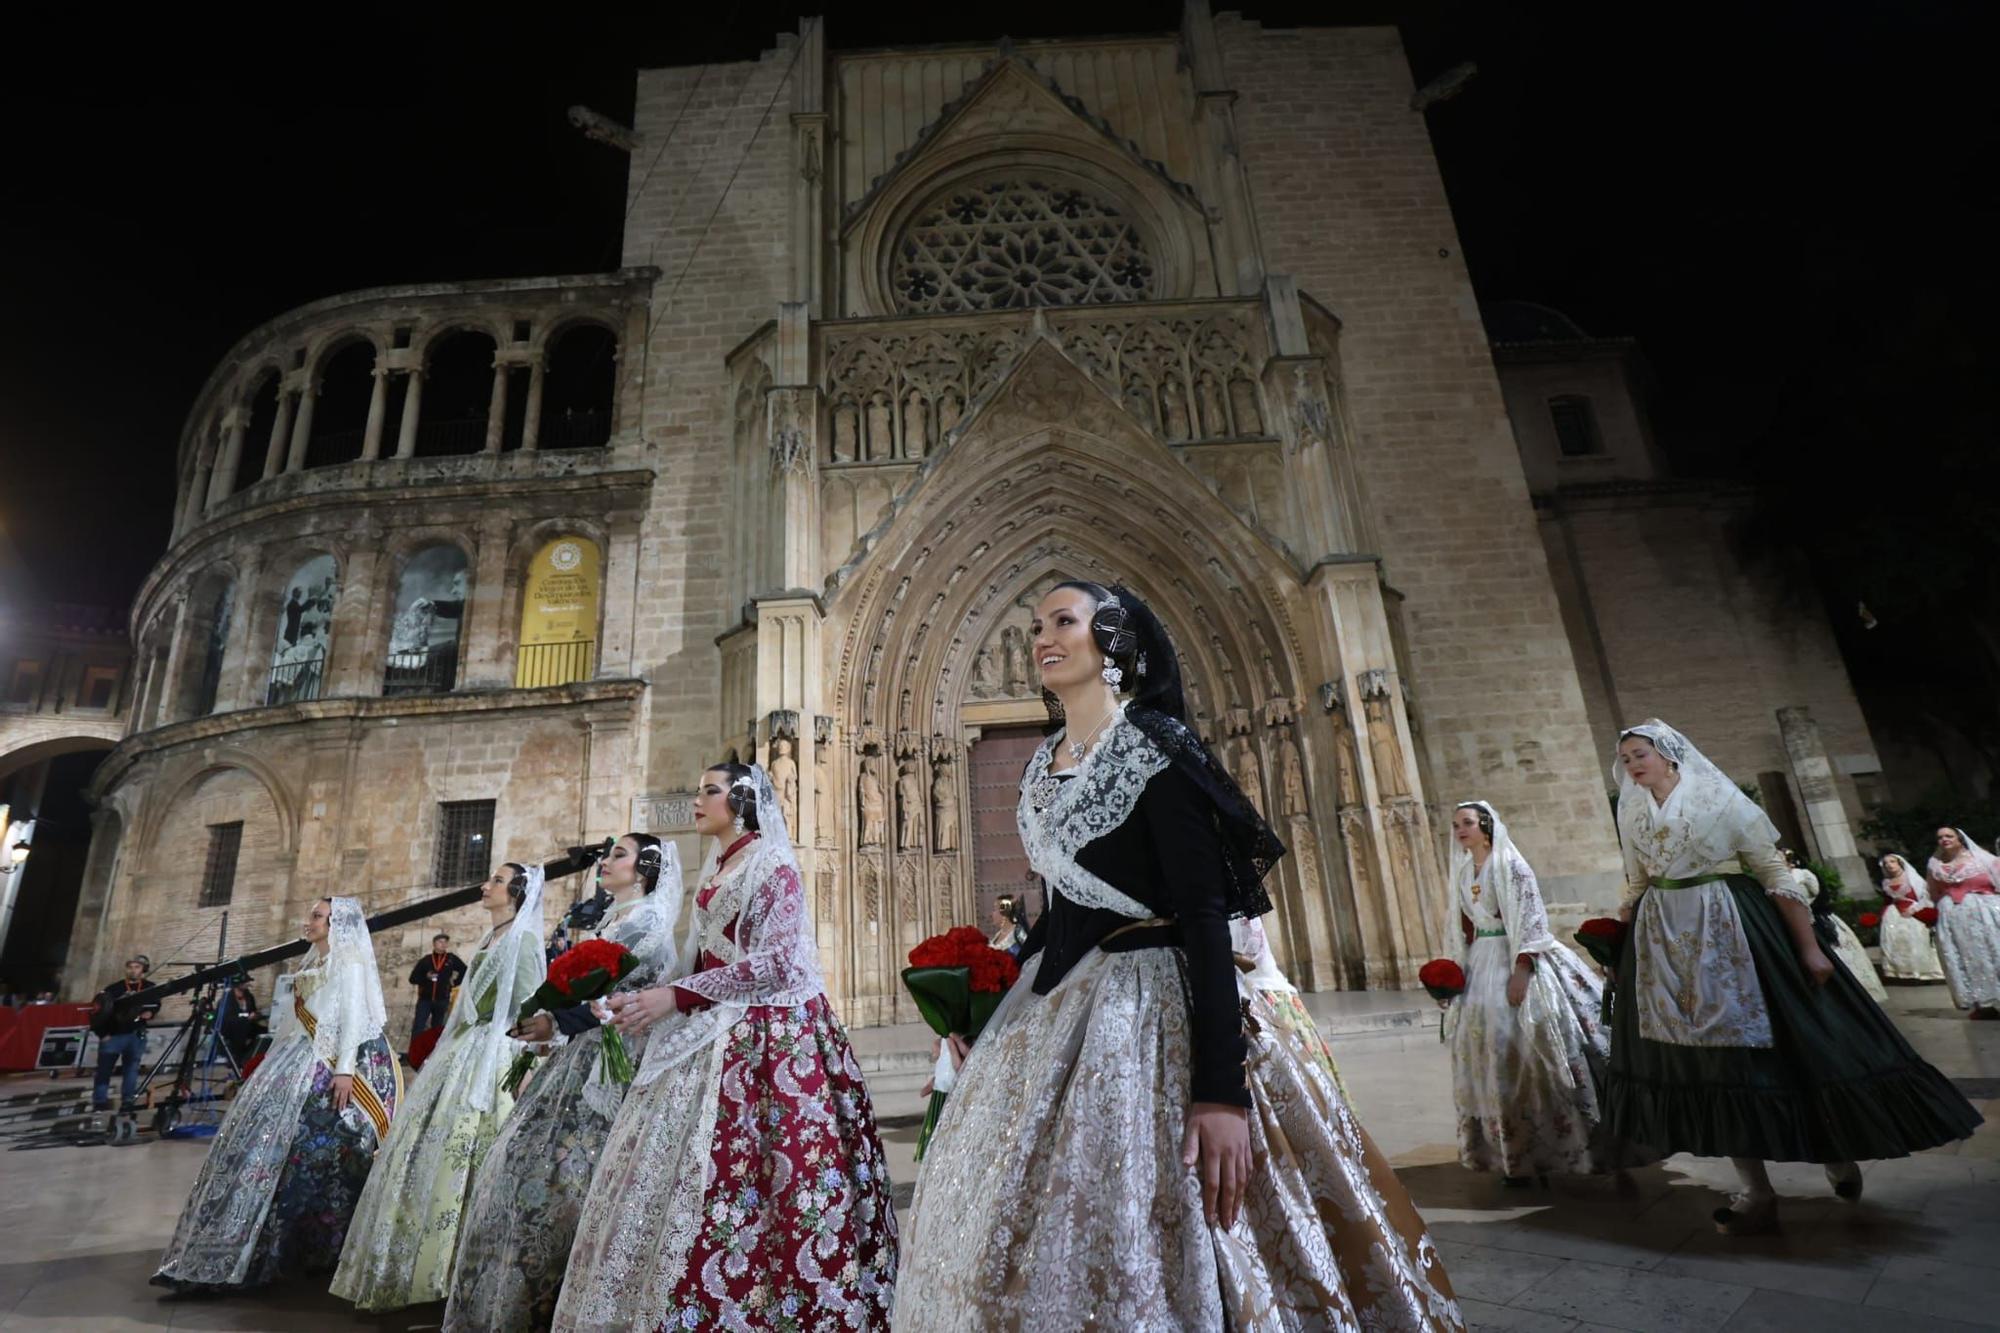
top-left (1091, 591), bottom-right (1139, 663)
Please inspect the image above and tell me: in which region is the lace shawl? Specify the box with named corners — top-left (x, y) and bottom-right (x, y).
top-left (1017, 706), bottom-right (1165, 919)
top-left (1615, 721), bottom-right (1800, 908)
top-left (295, 896), bottom-right (388, 1076)
top-left (1449, 801), bottom-right (1558, 965)
top-left (1929, 830), bottom-right (2000, 893)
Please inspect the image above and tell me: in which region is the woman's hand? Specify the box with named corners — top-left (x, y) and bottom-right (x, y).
top-left (331, 1074), bottom-right (354, 1112)
top-left (508, 1012), bottom-right (555, 1043)
top-left (1182, 1102), bottom-right (1253, 1230)
top-left (1798, 942), bottom-right (1836, 988)
top-left (605, 986), bottom-right (676, 1035)
top-left (1506, 963), bottom-right (1532, 1008)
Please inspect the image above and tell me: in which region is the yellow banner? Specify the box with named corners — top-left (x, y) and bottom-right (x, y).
top-left (516, 537), bottom-right (601, 687)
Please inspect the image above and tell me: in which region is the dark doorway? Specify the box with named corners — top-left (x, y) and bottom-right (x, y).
top-left (968, 725), bottom-right (1045, 928)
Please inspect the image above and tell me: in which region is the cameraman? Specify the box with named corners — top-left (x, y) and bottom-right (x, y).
top-left (90, 955), bottom-right (158, 1112)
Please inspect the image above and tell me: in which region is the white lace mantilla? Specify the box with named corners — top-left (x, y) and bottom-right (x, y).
top-left (1017, 709), bottom-right (1166, 920)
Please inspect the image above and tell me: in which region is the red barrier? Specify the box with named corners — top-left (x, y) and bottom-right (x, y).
top-left (0, 1003), bottom-right (96, 1072)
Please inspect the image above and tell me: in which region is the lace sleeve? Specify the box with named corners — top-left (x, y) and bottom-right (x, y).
top-left (673, 864), bottom-right (822, 1007)
top-left (1508, 850), bottom-right (1559, 955)
top-left (1741, 839), bottom-right (1807, 903)
top-left (1619, 834), bottom-right (1648, 911)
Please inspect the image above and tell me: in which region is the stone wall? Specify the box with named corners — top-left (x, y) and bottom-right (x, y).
top-left (1217, 18), bottom-right (1623, 901)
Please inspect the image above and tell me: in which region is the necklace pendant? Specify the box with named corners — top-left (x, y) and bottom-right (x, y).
top-left (1067, 740), bottom-right (1085, 762)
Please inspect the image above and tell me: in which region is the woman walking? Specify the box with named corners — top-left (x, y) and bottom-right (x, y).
top-left (1927, 828), bottom-right (2000, 1018)
top-left (1876, 852), bottom-right (1945, 982)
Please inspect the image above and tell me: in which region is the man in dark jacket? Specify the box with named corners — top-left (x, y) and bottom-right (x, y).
top-left (91, 956), bottom-right (158, 1111)
top-left (408, 934), bottom-right (466, 1042)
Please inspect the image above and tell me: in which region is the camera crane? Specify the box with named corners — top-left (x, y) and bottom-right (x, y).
top-left (102, 839), bottom-right (616, 1142)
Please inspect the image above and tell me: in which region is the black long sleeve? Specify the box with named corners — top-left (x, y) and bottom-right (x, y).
top-left (1139, 766), bottom-right (1246, 1107)
top-left (551, 1002), bottom-right (601, 1037)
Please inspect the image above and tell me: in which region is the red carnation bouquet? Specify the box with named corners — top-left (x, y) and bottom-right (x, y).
top-left (1418, 958), bottom-right (1465, 1007)
top-left (902, 926), bottom-right (1022, 1159)
top-left (1914, 906), bottom-right (1940, 928)
top-left (1573, 917), bottom-right (1627, 972)
top-left (502, 939), bottom-right (639, 1096)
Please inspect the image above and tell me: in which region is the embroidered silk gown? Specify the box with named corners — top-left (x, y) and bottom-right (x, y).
top-left (1927, 850), bottom-right (2000, 1012)
top-left (1877, 869), bottom-right (1946, 982)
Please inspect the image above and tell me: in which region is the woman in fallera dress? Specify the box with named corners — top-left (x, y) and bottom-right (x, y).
top-left (1602, 722), bottom-right (1981, 1234)
top-left (154, 897), bottom-right (401, 1292)
top-left (444, 836), bottom-right (685, 1333)
top-left (1446, 800), bottom-right (1644, 1183)
top-left (1926, 828), bottom-right (2000, 1018)
top-left (1876, 852), bottom-right (1945, 982)
top-left (895, 581), bottom-right (1462, 1332)
top-left (1790, 852), bottom-right (1888, 1003)
top-left (554, 764), bottom-right (897, 1333)
top-left (332, 861), bottom-right (547, 1311)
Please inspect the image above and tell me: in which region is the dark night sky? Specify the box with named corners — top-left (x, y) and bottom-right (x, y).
top-left (4, 2), bottom-right (1991, 614)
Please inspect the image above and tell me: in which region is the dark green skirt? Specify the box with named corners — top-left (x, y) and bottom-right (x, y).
top-left (1604, 876), bottom-right (1982, 1162)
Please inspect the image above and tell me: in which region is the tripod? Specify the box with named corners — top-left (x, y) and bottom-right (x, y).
top-left (101, 915), bottom-right (240, 1145)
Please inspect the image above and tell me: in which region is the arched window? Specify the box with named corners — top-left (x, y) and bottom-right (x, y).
top-left (515, 536), bottom-right (600, 688)
top-left (1549, 394), bottom-right (1603, 457)
top-left (890, 175), bottom-right (1157, 314)
top-left (539, 325), bottom-right (616, 450)
top-left (267, 555), bottom-right (336, 705)
top-left (303, 340), bottom-right (376, 468)
top-left (417, 331), bottom-right (497, 457)
top-left (234, 371), bottom-right (281, 493)
top-left (182, 574), bottom-right (234, 718)
top-left (383, 545), bottom-right (468, 696)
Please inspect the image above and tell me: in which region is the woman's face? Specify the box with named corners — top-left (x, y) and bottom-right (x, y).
top-left (1882, 855), bottom-right (1904, 879)
top-left (991, 901), bottom-right (1011, 929)
top-left (693, 770), bottom-right (737, 839)
top-left (480, 865), bottom-right (515, 911)
top-left (1618, 736), bottom-right (1671, 788)
top-left (1450, 807), bottom-right (1488, 849)
top-left (1031, 588), bottom-right (1104, 693)
top-left (302, 900), bottom-right (332, 945)
top-left (1938, 828), bottom-right (1963, 856)
top-left (600, 836), bottom-right (642, 893)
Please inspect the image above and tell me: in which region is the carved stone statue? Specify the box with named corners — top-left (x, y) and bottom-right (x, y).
top-left (1197, 373), bottom-right (1228, 438)
top-left (768, 736), bottom-right (800, 837)
top-left (1229, 376), bottom-right (1263, 436)
top-left (1000, 624), bottom-right (1032, 696)
top-left (815, 740), bottom-right (837, 844)
top-left (1161, 378), bottom-right (1190, 441)
top-left (865, 393), bottom-right (893, 462)
top-left (938, 389), bottom-right (964, 437)
top-left (904, 389), bottom-right (929, 459)
top-left (1365, 695), bottom-right (1408, 799)
top-left (931, 760), bottom-right (959, 852)
top-left (897, 758), bottom-right (925, 851)
top-left (1278, 733), bottom-right (1306, 818)
top-left (1331, 712), bottom-right (1364, 807)
top-left (857, 755), bottom-right (887, 847)
top-left (831, 402), bottom-right (858, 463)
top-left (1231, 738), bottom-right (1266, 817)
top-left (969, 647), bottom-right (999, 698)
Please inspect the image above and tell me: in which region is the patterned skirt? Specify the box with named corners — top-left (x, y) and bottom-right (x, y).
top-left (1936, 893), bottom-right (2000, 1011)
top-left (1451, 938), bottom-right (1646, 1177)
top-left (896, 947), bottom-right (1464, 1333)
top-left (1606, 876), bottom-right (1984, 1161)
top-left (153, 1033), bottom-right (400, 1292)
top-left (554, 995), bottom-right (899, 1333)
top-left (1878, 904), bottom-right (1945, 982)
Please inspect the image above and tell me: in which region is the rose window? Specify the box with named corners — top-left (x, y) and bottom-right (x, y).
top-left (891, 179), bottom-right (1157, 314)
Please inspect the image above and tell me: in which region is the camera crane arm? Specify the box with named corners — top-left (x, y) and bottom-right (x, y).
top-left (115, 839), bottom-right (614, 1017)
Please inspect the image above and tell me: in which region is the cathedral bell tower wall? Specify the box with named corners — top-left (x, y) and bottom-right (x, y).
top-left (1218, 17), bottom-right (1624, 904)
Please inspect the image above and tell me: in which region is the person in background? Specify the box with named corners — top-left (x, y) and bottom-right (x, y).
top-left (988, 895), bottom-right (1027, 954)
top-left (1789, 849), bottom-right (1887, 1003)
top-left (91, 955), bottom-right (158, 1112)
top-left (222, 981), bottom-right (264, 1066)
top-left (408, 933), bottom-right (467, 1045)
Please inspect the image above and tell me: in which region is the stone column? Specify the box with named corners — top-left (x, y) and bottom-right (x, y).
top-left (360, 367), bottom-right (389, 460)
top-left (789, 17), bottom-right (827, 313)
top-left (324, 546), bottom-right (383, 697)
top-left (1777, 706), bottom-right (1870, 894)
top-left (484, 359), bottom-right (511, 452)
top-left (59, 805), bottom-right (126, 995)
top-left (285, 375), bottom-right (317, 473)
top-left (597, 514), bottom-right (643, 679)
top-left (767, 381), bottom-right (821, 593)
top-left (152, 593), bottom-right (193, 726)
top-left (520, 358), bottom-right (546, 451)
top-left (218, 550), bottom-right (266, 711)
top-left (1182, 0), bottom-right (1266, 294)
top-left (1307, 557), bottom-right (1449, 987)
top-left (263, 390), bottom-right (294, 480)
top-left (458, 512), bottom-right (514, 689)
top-left (395, 371), bottom-right (424, 459)
top-left (208, 410), bottom-right (247, 510)
top-left (1262, 276), bottom-right (1375, 559)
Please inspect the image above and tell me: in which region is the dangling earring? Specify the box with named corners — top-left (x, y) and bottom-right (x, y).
top-left (732, 813), bottom-right (747, 834)
top-left (1101, 662), bottom-right (1123, 688)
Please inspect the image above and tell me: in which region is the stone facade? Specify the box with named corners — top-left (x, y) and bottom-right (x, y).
top-left (73, 11), bottom-right (1635, 1028)
top-left (1490, 302), bottom-right (1883, 891)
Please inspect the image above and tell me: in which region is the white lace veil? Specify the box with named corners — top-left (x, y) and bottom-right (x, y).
top-left (1615, 719), bottom-right (1779, 875)
top-left (579, 841), bottom-right (684, 1116)
top-left (460, 863), bottom-right (546, 1112)
top-left (303, 896), bottom-right (387, 1073)
top-left (636, 763), bottom-right (821, 1086)
top-left (1929, 828), bottom-right (2000, 887)
top-left (1879, 851), bottom-right (1926, 903)
top-left (1449, 801), bottom-right (1556, 958)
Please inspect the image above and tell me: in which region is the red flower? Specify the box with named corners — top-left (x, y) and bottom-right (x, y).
top-left (966, 947), bottom-right (1021, 995)
top-left (1418, 958), bottom-right (1465, 992)
top-left (548, 939), bottom-right (635, 996)
top-left (1577, 917), bottom-right (1625, 940)
top-left (908, 936), bottom-right (959, 969)
top-left (1858, 912), bottom-right (1881, 928)
top-left (1915, 907), bottom-right (1940, 927)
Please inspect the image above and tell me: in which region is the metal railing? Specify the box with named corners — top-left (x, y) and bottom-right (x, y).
top-left (515, 640), bottom-right (594, 689)
top-left (539, 408), bottom-right (610, 451)
top-left (265, 649), bottom-right (325, 706)
top-left (381, 642), bottom-right (459, 696)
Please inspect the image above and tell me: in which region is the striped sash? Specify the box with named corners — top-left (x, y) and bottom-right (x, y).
top-left (293, 993), bottom-right (394, 1141)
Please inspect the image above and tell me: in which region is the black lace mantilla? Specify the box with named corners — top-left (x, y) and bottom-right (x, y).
top-left (1126, 705), bottom-right (1281, 920)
